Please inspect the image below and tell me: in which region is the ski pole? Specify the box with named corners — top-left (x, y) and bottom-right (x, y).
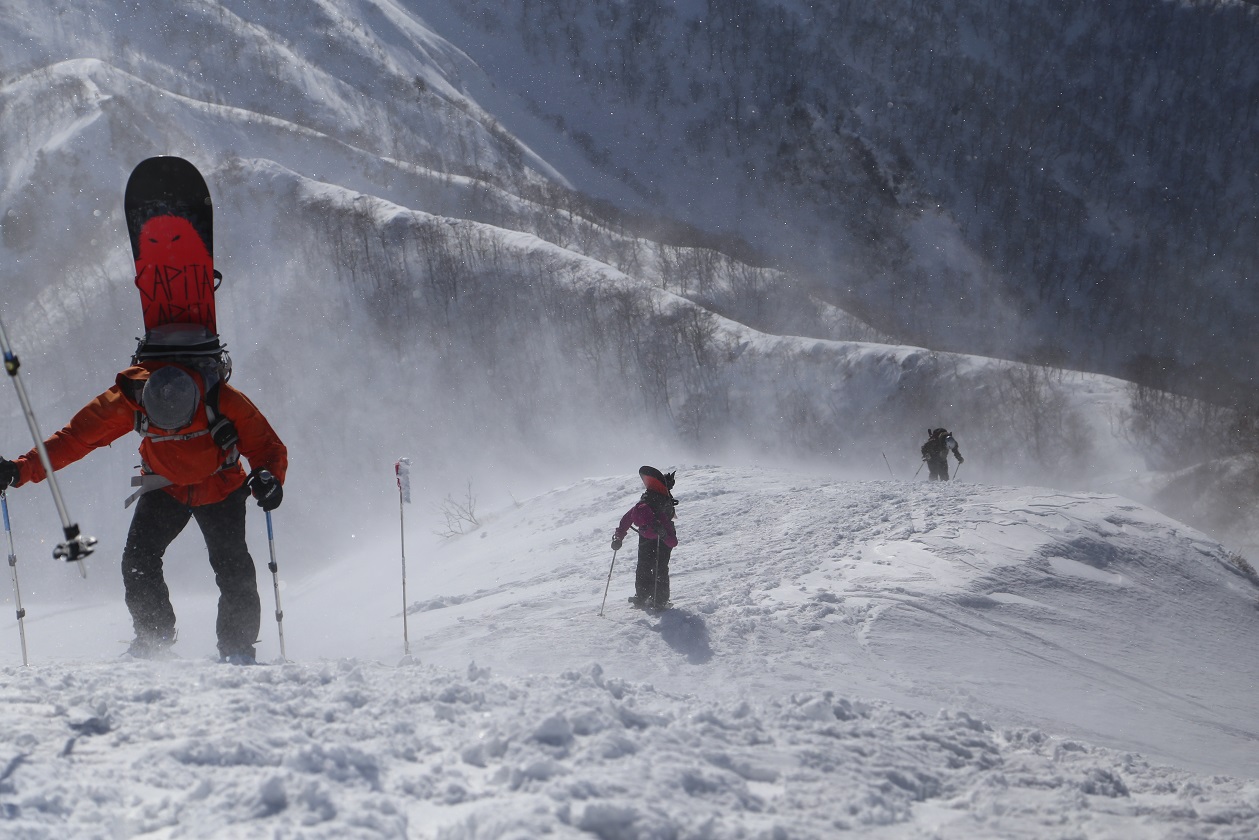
top-left (2, 492), bottom-right (29, 666)
top-left (399, 484), bottom-right (410, 655)
top-left (914, 460), bottom-right (926, 479)
top-left (598, 547), bottom-right (617, 617)
top-left (264, 510), bottom-right (287, 660)
top-left (653, 534), bottom-right (662, 607)
top-left (952, 460), bottom-right (964, 481)
top-left (882, 452), bottom-right (896, 479)
top-left (396, 458), bottom-right (412, 656)
top-left (0, 316), bottom-right (94, 572)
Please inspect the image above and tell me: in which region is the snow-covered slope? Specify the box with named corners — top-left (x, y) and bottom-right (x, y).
top-left (4, 468), bottom-right (1257, 837)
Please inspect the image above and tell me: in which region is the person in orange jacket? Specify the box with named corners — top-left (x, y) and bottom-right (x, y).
top-left (0, 358), bottom-right (287, 663)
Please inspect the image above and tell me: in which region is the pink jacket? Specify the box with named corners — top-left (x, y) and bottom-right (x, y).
top-left (615, 500), bottom-right (678, 548)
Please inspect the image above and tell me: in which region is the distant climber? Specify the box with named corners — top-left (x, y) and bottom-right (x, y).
top-left (921, 428), bottom-right (964, 481)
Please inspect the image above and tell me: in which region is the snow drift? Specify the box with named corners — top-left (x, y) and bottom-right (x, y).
top-left (3, 467), bottom-right (1257, 837)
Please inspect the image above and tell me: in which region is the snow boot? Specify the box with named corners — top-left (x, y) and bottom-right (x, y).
top-left (124, 632), bottom-right (176, 660)
top-left (219, 642), bottom-right (258, 665)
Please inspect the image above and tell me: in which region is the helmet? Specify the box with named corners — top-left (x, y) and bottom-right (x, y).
top-left (142, 366), bottom-right (201, 430)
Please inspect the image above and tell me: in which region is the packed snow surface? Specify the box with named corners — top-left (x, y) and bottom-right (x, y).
top-left (3, 467), bottom-right (1258, 838)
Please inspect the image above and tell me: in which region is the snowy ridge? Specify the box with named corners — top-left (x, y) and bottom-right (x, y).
top-left (5, 467), bottom-right (1257, 837)
top-left (400, 469), bottom-right (1259, 777)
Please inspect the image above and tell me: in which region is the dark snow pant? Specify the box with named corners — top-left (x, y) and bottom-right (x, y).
top-left (636, 536), bottom-right (672, 604)
top-left (927, 457), bottom-right (950, 481)
top-left (122, 484), bottom-right (260, 657)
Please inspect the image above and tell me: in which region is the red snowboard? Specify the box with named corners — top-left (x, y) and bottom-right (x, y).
top-left (124, 157), bottom-right (218, 335)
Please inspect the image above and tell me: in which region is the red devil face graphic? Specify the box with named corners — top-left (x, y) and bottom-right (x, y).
top-left (134, 215), bottom-right (216, 333)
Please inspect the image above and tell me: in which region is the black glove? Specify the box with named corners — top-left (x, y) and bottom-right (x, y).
top-left (0, 458), bottom-right (19, 490)
top-left (247, 469), bottom-right (283, 512)
top-left (957, 456), bottom-right (965, 464)
top-left (611, 537), bottom-right (623, 551)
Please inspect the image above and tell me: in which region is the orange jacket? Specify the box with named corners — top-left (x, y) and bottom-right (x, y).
top-left (15, 363), bottom-right (287, 507)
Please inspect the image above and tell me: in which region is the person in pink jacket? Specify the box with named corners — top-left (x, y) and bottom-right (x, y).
top-left (612, 466), bottom-right (678, 608)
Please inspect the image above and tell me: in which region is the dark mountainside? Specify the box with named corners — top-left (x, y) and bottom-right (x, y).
top-left (427, 0), bottom-right (1259, 407)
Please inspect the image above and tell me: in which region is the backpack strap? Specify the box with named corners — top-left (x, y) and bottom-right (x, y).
top-left (203, 380), bottom-right (240, 454)
top-left (124, 473), bottom-right (173, 508)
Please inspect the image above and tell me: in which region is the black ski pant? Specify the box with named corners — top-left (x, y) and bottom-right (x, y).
top-left (635, 536), bottom-right (672, 604)
top-left (122, 484), bottom-right (260, 657)
top-left (926, 457), bottom-right (950, 481)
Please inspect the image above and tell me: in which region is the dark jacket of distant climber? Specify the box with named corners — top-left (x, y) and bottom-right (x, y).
top-left (921, 428), bottom-right (963, 481)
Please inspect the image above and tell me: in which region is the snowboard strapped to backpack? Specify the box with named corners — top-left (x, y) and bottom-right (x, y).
top-left (121, 157), bottom-right (241, 506)
top-left (125, 156), bottom-right (220, 335)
